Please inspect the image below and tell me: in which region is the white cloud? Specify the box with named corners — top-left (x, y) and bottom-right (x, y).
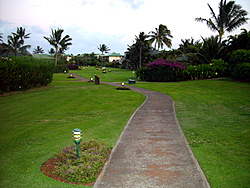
top-left (0, 0), bottom-right (249, 54)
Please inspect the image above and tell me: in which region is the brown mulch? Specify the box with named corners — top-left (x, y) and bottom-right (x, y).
top-left (40, 157), bottom-right (94, 187)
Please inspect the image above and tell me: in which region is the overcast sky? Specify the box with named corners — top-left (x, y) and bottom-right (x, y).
top-left (0, 0), bottom-right (249, 55)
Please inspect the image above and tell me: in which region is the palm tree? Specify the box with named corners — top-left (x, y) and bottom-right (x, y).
top-left (44, 29), bottom-right (72, 65)
top-left (7, 34), bottom-right (31, 56)
top-left (195, 0), bottom-right (249, 41)
top-left (33, 46), bottom-right (44, 54)
top-left (48, 48), bottom-right (55, 55)
top-left (196, 35), bottom-right (226, 64)
top-left (98, 44), bottom-right (110, 66)
top-left (148, 24), bottom-right (173, 51)
top-left (12, 27), bottom-right (30, 45)
top-left (135, 32), bottom-right (149, 68)
top-left (98, 44), bottom-right (110, 55)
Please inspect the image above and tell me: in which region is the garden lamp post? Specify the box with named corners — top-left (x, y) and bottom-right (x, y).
top-left (72, 128), bottom-right (82, 158)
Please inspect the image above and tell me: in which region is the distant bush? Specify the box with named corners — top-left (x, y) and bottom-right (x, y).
top-left (136, 59), bottom-right (187, 82)
top-left (232, 63), bottom-right (250, 81)
top-left (229, 49), bottom-right (250, 70)
top-left (55, 65), bottom-right (68, 73)
top-left (186, 59), bottom-right (229, 80)
top-left (54, 140), bottom-right (111, 184)
top-left (67, 64), bottom-right (78, 70)
top-left (0, 56), bottom-right (54, 92)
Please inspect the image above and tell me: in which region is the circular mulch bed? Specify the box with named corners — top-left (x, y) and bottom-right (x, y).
top-left (40, 157), bottom-right (95, 187)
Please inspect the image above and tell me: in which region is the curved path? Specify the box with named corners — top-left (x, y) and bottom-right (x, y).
top-left (72, 74), bottom-right (210, 188)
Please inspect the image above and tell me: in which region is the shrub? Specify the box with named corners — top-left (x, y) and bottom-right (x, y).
top-left (136, 59), bottom-right (187, 82)
top-left (55, 65), bottom-right (68, 73)
top-left (54, 140), bottom-right (111, 184)
top-left (229, 49), bottom-right (250, 70)
top-left (232, 63), bottom-right (250, 81)
top-left (67, 64), bottom-right (78, 70)
top-left (0, 56), bottom-right (54, 92)
top-left (186, 59), bottom-right (229, 80)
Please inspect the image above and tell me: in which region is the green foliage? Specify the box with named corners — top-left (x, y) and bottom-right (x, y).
top-left (0, 56), bottom-right (54, 91)
top-left (54, 140), bottom-right (111, 184)
top-left (186, 59), bottom-right (229, 80)
top-left (232, 63), bottom-right (250, 80)
top-left (55, 65), bottom-right (68, 73)
top-left (229, 49), bottom-right (250, 69)
top-left (136, 59), bottom-right (187, 82)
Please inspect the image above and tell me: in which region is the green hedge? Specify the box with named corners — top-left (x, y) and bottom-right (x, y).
top-left (186, 59), bottom-right (229, 80)
top-left (135, 59), bottom-right (229, 82)
top-left (0, 57), bottom-right (55, 92)
top-left (232, 63), bottom-right (250, 81)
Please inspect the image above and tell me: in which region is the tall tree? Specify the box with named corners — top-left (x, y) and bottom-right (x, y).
top-left (33, 46), bottom-right (44, 54)
top-left (6, 27), bottom-right (31, 56)
top-left (98, 44), bottom-right (110, 66)
top-left (135, 32), bottom-right (149, 68)
top-left (195, 0), bottom-right (249, 41)
top-left (44, 29), bottom-right (72, 65)
top-left (195, 35), bottom-right (226, 64)
top-left (148, 24), bottom-right (173, 51)
top-left (98, 44), bottom-right (110, 54)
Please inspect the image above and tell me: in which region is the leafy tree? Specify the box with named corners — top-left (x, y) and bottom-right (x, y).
top-left (48, 48), bottom-right (55, 55)
top-left (135, 32), bottom-right (149, 68)
top-left (195, 35), bottom-right (226, 64)
top-left (4, 27), bottom-right (31, 56)
top-left (227, 28), bottom-right (250, 51)
top-left (33, 46), bottom-right (44, 54)
top-left (0, 33), bottom-right (3, 43)
top-left (98, 44), bottom-right (110, 66)
top-left (44, 29), bottom-right (72, 65)
top-left (195, 0), bottom-right (249, 41)
top-left (148, 24), bottom-right (173, 50)
top-left (98, 44), bottom-right (110, 54)
top-left (125, 32), bottom-right (152, 70)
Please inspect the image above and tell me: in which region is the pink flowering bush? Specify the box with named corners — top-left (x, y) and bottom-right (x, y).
top-left (136, 59), bottom-right (188, 82)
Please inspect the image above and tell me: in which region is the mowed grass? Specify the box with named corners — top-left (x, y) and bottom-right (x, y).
top-left (0, 73), bottom-right (145, 188)
top-left (72, 67), bottom-right (136, 82)
top-left (1, 66), bottom-right (249, 188)
top-left (135, 79), bottom-right (250, 188)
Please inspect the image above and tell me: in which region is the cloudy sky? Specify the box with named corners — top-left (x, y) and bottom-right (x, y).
top-left (0, 0), bottom-right (249, 55)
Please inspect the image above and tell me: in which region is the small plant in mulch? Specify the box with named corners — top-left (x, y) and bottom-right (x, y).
top-left (41, 140), bottom-right (111, 186)
top-left (116, 87), bottom-right (130, 90)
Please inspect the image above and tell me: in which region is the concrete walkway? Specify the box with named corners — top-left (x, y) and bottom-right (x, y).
top-left (72, 74), bottom-right (210, 188)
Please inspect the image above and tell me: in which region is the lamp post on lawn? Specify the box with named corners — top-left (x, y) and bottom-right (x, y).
top-left (72, 128), bottom-right (82, 158)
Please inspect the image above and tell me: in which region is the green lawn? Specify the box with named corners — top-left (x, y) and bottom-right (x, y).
top-left (0, 73), bottom-right (145, 188)
top-left (135, 79), bottom-right (250, 188)
top-left (0, 67), bottom-right (249, 188)
top-left (73, 67), bottom-right (136, 82)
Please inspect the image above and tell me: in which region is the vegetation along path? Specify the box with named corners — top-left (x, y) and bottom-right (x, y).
top-left (72, 73), bottom-right (211, 188)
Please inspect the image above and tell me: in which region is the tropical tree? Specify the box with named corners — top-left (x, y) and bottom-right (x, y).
top-left (48, 48), bottom-right (55, 55)
top-left (33, 46), bottom-right (44, 54)
top-left (195, 35), bottom-right (226, 64)
top-left (44, 29), bottom-right (72, 65)
top-left (98, 44), bottom-right (110, 54)
top-left (195, 0), bottom-right (249, 41)
top-left (6, 27), bottom-right (31, 56)
top-left (125, 32), bottom-right (152, 70)
top-left (135, 32), bottom-right (149, 68)
top-left (148, 24), bottom-right (173, 51)
top-left (227, 28), bottom-right (250, 51)
top-left (13, 27), bottom-right (30, 45)
top-left (98, 44), bottom-right (110, 66)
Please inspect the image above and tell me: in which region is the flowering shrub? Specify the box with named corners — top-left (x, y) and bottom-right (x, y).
top-left (0, 56), bottom-right (54, 92)
top-left (54, 140), bottom-right (111, 184)
top-left (136, 59), bottom-right (187, 82)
